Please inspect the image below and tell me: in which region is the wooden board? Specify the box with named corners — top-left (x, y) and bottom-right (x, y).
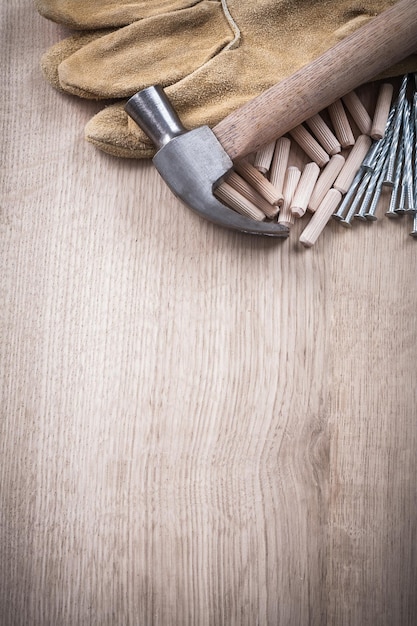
top-left (1, 3), bottom-right (416, 624)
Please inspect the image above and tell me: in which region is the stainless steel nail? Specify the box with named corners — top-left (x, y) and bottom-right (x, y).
top-left (332, 168), bottom-right (365, 221)
top-left (354, 131), bottom-right (392, 219)
top-left (385, 187), bottom-right (401, 217)
top-left (411, 92), bottom-right (417, 222)
top-left (383, 75), bottom-right (409, 187)
top-left (362, 106), bottom-right (395, 172)
top-left (358, 172), bottom-right (384, 220)
top-left (385, 144), bottom-right (404, 218)
top-left (411, 81), bottom-right (417, 235)
top-left (362, 139), bottom-right (384, 172)
top-left (364, 189), bottom-right (382, 220)
top-left (397, 182), bottom-right (409, 215)
top-left (356, 170), bottom-right (380, 220)
top-left (339, 172), bottom-right (374, 227)
top-left (400, 101), bottom-right (415, 214)
top-left (364, 165), bottom-right (388, 220)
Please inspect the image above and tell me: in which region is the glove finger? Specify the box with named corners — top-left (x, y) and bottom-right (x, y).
top-left (85, 102), bottom-right (155, 159)
top-left (57, 2), bottom-right (233, 99)
top-left (40, 30), bottom-right (114, 92)
top-left (35, 0), bottom-right (204, 29)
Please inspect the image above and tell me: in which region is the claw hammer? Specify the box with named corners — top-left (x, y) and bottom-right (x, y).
top-left (126, 0), bottom-right (417, 236)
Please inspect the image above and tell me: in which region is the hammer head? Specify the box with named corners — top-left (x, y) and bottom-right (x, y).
top-left (125, 87), bottom-right (288, 237)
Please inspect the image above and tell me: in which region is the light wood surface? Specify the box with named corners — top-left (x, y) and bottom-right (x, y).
top-left (1, 3), bottom-right (417, 625)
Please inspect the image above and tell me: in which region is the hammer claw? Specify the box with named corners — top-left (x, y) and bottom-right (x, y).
top-left (126, 87), bottom-right (288, 237)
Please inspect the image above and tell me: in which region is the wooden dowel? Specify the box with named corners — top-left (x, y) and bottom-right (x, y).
top-left (305, 113), bottom-right (341, 155)
top-left (299, 189), bottom-right (342, 247)
top-left (333, 134), bottom-right (372, 194)
top-left (269, 137), bottom-right (291, 194)
top-left (308, 154), bottom-right (345, 212)
top-left (278, 166), bottom-right (301, 227)
top-left (370, 82), bottom-right (394, 140)
top-left (289, 125), bottom-right (330, 168)
top-left (214, 181), bottom-right (267, 221)
top-left (234, 160), bottom-right (284, 205)
top-left (327, 100), bottom-right (355, 148)
top-left (226, 171), bottom-right (279, 219)
top-left (290, 162), bottom-right (320, 217)
top-left (253, 140), bottom-right (276, 174)
top-left (342, 90), bottom-right (372, 135)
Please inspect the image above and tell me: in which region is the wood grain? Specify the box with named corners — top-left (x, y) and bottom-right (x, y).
top-left (1, 3), bottom-right (417, 625)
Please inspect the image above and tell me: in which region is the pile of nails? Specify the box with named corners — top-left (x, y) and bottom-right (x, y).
top-left (335, 73), bottom-right (416, 233)
top-left (216, 73), bottom-right (417, 246)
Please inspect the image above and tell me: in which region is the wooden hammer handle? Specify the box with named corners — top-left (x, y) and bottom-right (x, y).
top-left (213, 0), bottom-right (417, 162)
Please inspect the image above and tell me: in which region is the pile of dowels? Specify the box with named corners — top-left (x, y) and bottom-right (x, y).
top-left (215, 74), bottom-right (417, 245)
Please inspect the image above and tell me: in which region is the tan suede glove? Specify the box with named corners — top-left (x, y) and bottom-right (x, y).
top-left (36, 0), bottom-right (417, 159)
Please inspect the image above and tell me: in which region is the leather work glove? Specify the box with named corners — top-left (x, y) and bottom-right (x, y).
top-left (36, 0), bottom-right (417, 159)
